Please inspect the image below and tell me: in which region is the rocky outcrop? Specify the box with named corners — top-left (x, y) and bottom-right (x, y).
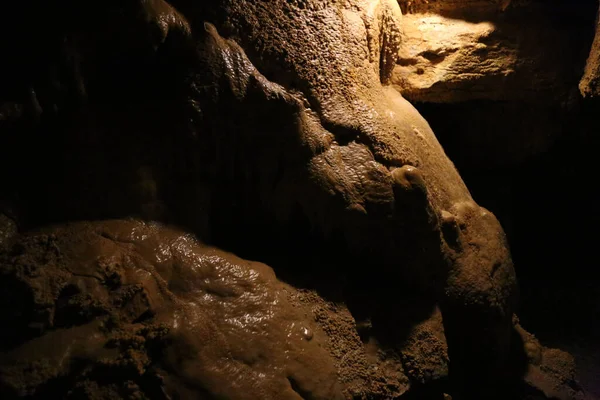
top-left (0, 220), bottom-right (450, 399)
top-left (0, 220), bottom-right (348, 399)
top-left (393, 1), bottom-right (592, 103)
top-left (0, 0), bottom-right (595, 399)
top-left (392, 0), bottom-right (597, 168)
top-left (394, 14), bottom-right (512, 103)
top-left (580, 3), bottom-right (600, 97)
top-left (0, 220), bottom-right (588, 400)
top-left (389, 3), bottom-right (600, 399)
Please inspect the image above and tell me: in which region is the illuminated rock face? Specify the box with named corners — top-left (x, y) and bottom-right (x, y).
top-left (393, 0), bottom-right (592, 104)
top-left (0, 0), bottom-right (594, 399)
top-left (580, 4), bottom-right (600, 97)
top-left (391, 0), bottom-right (596, 168)
top-left (393, 14), bottom-right (510, 103)
top-left (172, 3), bottom-right (518, 396)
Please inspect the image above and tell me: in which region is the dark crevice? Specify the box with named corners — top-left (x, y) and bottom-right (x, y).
top-left (397, 378), bottom-right (449, 400)
top-left (419, 50), bottom-right (446, 64)
top-left (287, 377), bottom-right (309, 400)
top-left (320, 120), bottom-right (360, 146)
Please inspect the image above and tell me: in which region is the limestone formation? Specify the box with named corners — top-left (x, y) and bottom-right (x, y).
top-left (0, 0), bottom-right (596, 399)
top-left (0, 221), bottom-right (345, 399)
top-left (393, 0), bottom-right (591, 103)
top-left (391, 0), bottom-right (596, 168)
top-left (0, 220), bottom-right (586, 400)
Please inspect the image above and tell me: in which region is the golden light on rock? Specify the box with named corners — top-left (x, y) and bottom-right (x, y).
top-left (395, 14), bottom-right (500, 98)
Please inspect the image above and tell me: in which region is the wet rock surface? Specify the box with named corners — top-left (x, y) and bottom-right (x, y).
top-left (0, 220), bottom-right (589, 399)
top-left (0, 0), bottom-right (597, 399)
top-left (0, 220), bottom-right (343, 399)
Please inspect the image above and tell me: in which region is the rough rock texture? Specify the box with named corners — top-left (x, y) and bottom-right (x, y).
top-left (580, 4), bottom-right (600, 97)
top-left (394, 14), bottom-right (508, 103)
top-left (0, 220), bottom-right (343, 399)
top-left (391, 2), bottom-right (600, 398)
top-left (514, 323), bottom-right (589, 400)
top-left (0, 221), bottom-right (339, 398)
top-left (398, 0), bottom-right (528, 15)
top-left (0, 214), bottom-right (17, 250)
top-left (0, 220), bottom-right (442, 399)
top-left (0, 220), bottom-right (587, 400)
top-left (394, 0), bottom-right (591, 103)
top-left (392, 0), bottom-right (596, 167)
top-left (0, 0), bottom-right (594, 399)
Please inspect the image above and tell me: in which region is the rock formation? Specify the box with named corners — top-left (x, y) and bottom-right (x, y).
top-left (0, 0), bottom-right (597, 399)
top-left (392, 0), bottom-right (596, 167)
top-left (581, 3), bottom-right (600, 97)
top-left (0, 220), bottom-right (585, 400)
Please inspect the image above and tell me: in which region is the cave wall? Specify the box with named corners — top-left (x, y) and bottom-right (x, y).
top-left (391, 1), bottom-right (600, 397)
top-left (0, 0), bottom-right (599, 399)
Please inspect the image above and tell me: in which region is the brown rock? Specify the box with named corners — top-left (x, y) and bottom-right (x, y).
top-left (580, 4), bottom-right (600, 97)
top-left (0, 220), bottom-right (478, 399)
top-left (393, 1), bottom-right (590, 104)
top-left (0, 1), bottom-right (594, 399)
